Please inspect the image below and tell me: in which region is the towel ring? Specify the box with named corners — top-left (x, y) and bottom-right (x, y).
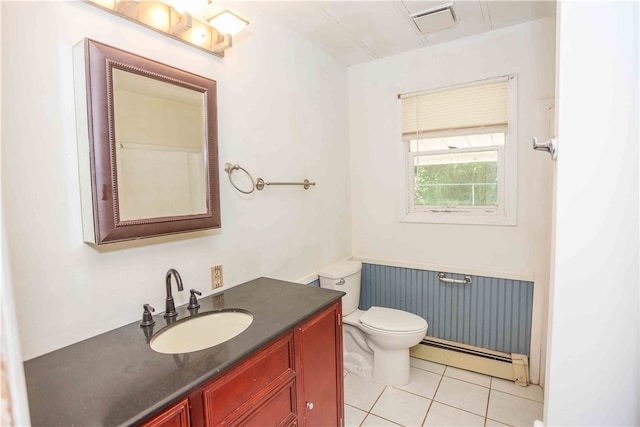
top-left (224, 163), bottom-right (256, 194)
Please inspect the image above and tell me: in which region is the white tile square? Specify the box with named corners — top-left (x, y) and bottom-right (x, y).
top-left (487, 390), bottom-right (544, 426)
top-left (411, 357), bottom-right (446, 375)
top-left (344, 373), bottom-right (386, 412)
top-left (423, 401), bottom-right (485, 426)
top-left (361, 413), bottom-right (402, 426)
top-left (345, 404), bottom-right (368, 427)
top-left (434, 377), bottom-right (489, 416)
top-left (485, 418), bottom-right (511, 426)
top-left (370, 387), bottom-right (430, 426)
top-left (395, 367), bottom-right (442, 399)
top-left (491, 377), bottom-right (544, 403)
top-left (444, 366), bottom-right (491, 388)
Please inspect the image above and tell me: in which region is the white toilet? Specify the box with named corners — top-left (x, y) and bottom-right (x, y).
top-left (318, 260), bottom-right (428, 386)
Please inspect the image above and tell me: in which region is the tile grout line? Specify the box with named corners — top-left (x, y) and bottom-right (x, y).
top-left (363, 413), bottom-right (403, 427)
top-left (486, 417), bottom-right (515, 427)
top-left (415, 363), bottom-right (495, 391)
top-left (443, 369), bottom-right (544, 403)
top-left (484, 379), bottom-right (493, 425)
top-left (414, 361), bottom-right (545, 404)
top-left (359, 385), bottom-right (388, 427)
top-left (420, 371), bottom-right (445, 426)
top-left (429, 376), bottom-right (490, 420)
top-left (490, 387), bottom-right (545, 404)
top-left (432, 400), bottom-right (495, 422)
top-left (443, 366), bottom-right (492, 390)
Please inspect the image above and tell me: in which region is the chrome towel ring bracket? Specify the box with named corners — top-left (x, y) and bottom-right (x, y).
top-left (225, 162), bottom-right (316, 193)
top-left (224, 163), bottom-right (256, 194)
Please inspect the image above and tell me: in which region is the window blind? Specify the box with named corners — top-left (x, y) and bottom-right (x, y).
top-left (402, 78), bottom-right (509, 139)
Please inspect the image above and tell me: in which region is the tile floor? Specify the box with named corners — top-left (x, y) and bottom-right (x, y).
top-left (344, 358), bottom-right (544, 427)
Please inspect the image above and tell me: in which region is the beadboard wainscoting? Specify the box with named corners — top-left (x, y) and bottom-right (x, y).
top-left (308, 279), bottom-right (321, 287)
top-left (359, 263), bottom-right (534, 356)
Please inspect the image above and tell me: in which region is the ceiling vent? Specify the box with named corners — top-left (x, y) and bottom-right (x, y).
top-left (411, 3), bottom-right (457, 34)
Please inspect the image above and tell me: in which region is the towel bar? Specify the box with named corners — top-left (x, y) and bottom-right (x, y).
top-left (256, 178), bottom-right (315, 190)
top-left (438, 272), bottom-right (472, 285)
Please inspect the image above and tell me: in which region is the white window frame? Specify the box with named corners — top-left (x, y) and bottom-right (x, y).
top-left (400, 75), bottom-right (518, 226)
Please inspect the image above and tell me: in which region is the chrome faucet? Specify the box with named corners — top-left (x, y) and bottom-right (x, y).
top-left (164, 268), bottom-right (184, 318)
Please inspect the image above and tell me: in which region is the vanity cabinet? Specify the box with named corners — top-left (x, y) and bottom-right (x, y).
top-left (141, 301), bottom-right (343, 427)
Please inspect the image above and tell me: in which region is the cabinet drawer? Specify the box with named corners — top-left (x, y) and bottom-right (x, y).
top-left (140, 398), bottom-right (190, 427)
top-left (202, 333), bottom-right (295, 425)
top-left (233, 379), bottom-right (297, 427)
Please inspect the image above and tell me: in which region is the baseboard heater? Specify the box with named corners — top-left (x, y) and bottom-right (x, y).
top-left (410, 337), bottom-right (530, 386)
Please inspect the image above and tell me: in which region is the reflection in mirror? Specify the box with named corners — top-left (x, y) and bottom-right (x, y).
top-left (112, 69), bottom-right (207, 220)
top-left (73, 39), bottom-right (221, 245)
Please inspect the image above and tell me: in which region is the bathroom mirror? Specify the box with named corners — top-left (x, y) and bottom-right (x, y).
top-left (73, 39), bottom-right (221, 244)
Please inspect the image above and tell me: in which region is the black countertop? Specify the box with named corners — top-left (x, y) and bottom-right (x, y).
top-left (23, 277), bottom-right (344, 426)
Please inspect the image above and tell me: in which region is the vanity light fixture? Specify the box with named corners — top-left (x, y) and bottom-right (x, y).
top-left (207, 9), bottom-right (249, 53)
top-left (207, 9), bottom-right (249, 36)
top-left (85, 0), bottom-right (249, 57)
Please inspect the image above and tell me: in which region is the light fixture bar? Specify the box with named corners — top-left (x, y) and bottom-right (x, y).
top-left (171, 12), bottom-right (193, 36)
top-left (85, 0), bottom-right (247, 57)
top-left (115, 0), bottom-right (151, 17)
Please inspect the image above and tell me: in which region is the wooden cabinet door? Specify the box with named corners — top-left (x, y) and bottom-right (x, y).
top-left (295, 302), bottom-right (344, 427)
top-left (140, 398), bottom-right (190, 427)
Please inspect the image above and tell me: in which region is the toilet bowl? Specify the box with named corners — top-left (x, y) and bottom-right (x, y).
top-left (318, 261), bottom-right (428, 386)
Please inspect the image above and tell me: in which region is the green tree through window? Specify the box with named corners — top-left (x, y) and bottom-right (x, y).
top-left (414, 160), bottom-right (498, 207)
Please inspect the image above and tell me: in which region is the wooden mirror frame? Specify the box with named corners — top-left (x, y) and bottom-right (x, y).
top-left (74, 39), bottom-right (221, 244)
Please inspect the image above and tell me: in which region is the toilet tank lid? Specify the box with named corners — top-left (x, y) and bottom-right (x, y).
top-left (318, 260), bottom-right (362, 279)
top-left (360, 307), bottom-right (427, 332)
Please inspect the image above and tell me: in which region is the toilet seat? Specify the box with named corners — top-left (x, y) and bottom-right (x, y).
top-left (359, 306), bottom-right (427, 333)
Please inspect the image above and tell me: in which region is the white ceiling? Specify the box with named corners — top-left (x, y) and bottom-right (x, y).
top-left (224, 1), bottom-right (556, 66)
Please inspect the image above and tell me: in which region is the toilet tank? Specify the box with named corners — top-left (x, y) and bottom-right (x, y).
top-left (318, 261), bottom-right (362, 315)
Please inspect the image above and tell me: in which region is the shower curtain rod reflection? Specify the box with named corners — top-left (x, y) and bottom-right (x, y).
top-left (224, 163), bottom-right (316, 194)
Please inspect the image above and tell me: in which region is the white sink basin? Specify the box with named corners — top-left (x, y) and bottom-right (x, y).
top-left (150, 310), bottom-right (253, 354)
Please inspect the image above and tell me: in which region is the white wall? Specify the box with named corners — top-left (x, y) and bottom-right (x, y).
top-left (348, 18), bottom-right (556, 383)
top-left (545, 2), bottom-right (639, 425)
top-left (1, 218), bottom-right (31, 425)
top-left (1, 1), bottom-right (351, 359)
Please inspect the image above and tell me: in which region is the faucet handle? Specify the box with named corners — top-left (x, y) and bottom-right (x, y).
top-left (187, 289), bottom-right (202, 310)
top-left (140, 304), bottom-right (155, 327)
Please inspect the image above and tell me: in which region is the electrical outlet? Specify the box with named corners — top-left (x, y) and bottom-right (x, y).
top-left (211, 265), bottom-right (223, 289)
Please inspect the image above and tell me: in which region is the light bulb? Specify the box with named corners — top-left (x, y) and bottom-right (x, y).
top-left (139, 2), bottom-right (171, 31)
top-left (207, 10), bottom-right (248, 36)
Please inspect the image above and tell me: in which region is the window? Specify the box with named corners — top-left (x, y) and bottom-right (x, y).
top-left (401, 75), bottom-right (517, 225)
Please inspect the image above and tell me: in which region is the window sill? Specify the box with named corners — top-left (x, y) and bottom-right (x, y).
top-left (400, 211), bottom-right (516, 226)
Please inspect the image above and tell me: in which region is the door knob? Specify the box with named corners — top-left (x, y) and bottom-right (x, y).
top-left (306, 402), bottom-right (314, 410)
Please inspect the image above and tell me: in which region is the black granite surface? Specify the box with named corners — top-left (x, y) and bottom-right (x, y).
top-left (23, 277), bottom-right (344, 426)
